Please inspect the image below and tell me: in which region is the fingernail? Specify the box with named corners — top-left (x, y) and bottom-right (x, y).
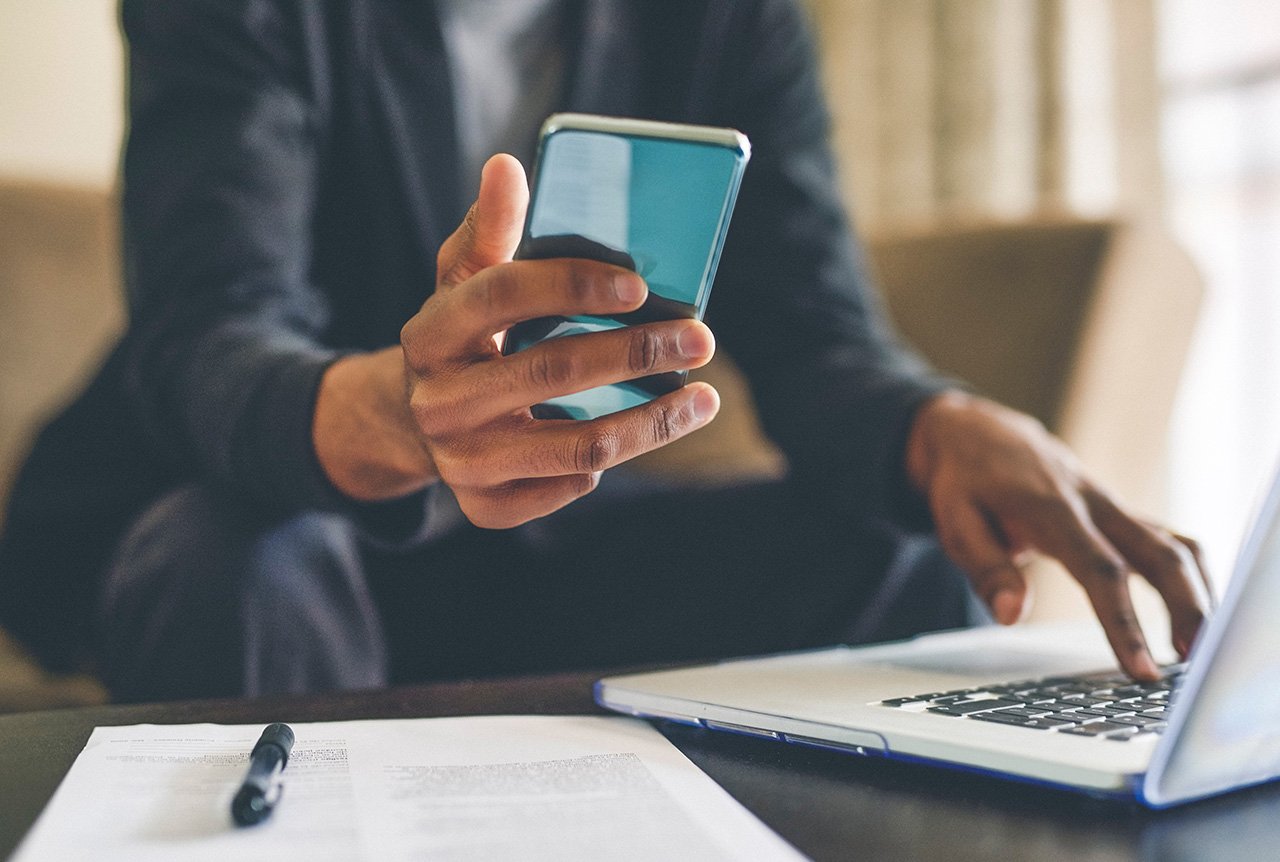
top-left (677, 324), bottom-right (714, 359)
top-left (614, 273), bottom-right (646, 304)
top-left (992, 589), bottom-right (1022, 625)
top-left (691, 387), bottom-right (719, 422)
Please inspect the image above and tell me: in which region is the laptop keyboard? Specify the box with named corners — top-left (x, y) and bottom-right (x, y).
top-left (877, 666), bottom-right (1185, 741)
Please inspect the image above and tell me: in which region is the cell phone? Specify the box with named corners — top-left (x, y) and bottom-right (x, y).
top-left (502, 113), bottom-right (751, 420)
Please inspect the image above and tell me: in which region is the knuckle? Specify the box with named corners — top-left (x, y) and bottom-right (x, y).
top-left (432, 437), bottom-right (489, 488)
top-left (1152, 540), bottom-right (1188, 575)
top-left (650, 401), bottom-right (684, 445)
top-left (399, 318), bottom-right (417, 352)
top-left (441, 457), bottom-right (483, 489)
top-left (459, 487), bottom-right (524, 531)
top-left (461, 204), bottom-right (480, 239)
top-left (408, 389), bottom-right (441, 436)
top-left (461, 266), bottom-right (516, 325)
top-left (1109, 605), bottom-right (1139, 630)
top-left (526, 349), bottom-right (577, 392)
top-left (574, 429), bottom-right (619, 473)
top-left (470, 272), bottom-right (504, 320)
top-left (561, 259), bottom-right (603, 306)
top-left (1025, 488), bottom-right (1076, 521)
top-left (627, 326), bottom-right (664, 375)
top-left (400, 318), bottom-right (430, 369)
top-left (1115, 627), bottom-right (1147, 655)
top-left (1101, 606), bottom-right (1146, 655)
top-left (408, 381), bottom-right (458, 438)
top-left (1090, 556), bottom-right (1129, 585)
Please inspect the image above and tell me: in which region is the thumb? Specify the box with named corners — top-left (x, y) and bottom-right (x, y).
top-left (437, 153), bottom-right (529, 288)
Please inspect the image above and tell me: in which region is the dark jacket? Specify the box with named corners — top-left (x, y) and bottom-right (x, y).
top-left (0, 0), bottom-right (946, 671)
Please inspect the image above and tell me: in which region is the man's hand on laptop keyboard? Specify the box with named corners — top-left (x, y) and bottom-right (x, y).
top-left (905, 390), bottom-right (1214, 682)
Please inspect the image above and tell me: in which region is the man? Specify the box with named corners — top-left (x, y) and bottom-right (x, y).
top-left (0, 0), bottom-right (1209, 701)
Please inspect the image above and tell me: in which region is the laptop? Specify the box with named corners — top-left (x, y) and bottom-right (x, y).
top-left (596, 466), bottom-right (1280, 808)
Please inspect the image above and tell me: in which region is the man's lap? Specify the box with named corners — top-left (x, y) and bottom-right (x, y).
top-left (99, 474), bottom-right (982, 700)
top-left (364, 474), bottom-right (981, 684)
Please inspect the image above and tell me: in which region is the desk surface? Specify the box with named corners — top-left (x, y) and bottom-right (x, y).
top-left (2, 671), bottom-right (1275, 861)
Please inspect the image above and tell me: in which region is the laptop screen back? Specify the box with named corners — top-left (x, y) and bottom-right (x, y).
top-left (1145, 466), bottom-right (1280, 806)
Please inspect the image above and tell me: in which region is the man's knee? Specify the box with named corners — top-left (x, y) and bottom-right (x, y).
top-left (100, 485), bottom-right (385, 701)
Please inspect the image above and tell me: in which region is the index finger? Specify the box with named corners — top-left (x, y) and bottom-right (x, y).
top-left (1023, 498), bottom-right (1162, 680)
top-left (1084, 489), bottom-right (1210, 659)
top-left (431, 259), bottom-right (648, 361)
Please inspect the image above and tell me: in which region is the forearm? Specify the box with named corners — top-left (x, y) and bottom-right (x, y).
top-left (122, 0), bottom-right (347, 511)
top-left (747, 343), bottom-right (955, 527)
top-left (313, 347), bottom-right (439, 502)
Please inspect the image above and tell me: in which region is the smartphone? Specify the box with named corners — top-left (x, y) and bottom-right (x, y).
top-left (502, 113), bottom-right (751, 420)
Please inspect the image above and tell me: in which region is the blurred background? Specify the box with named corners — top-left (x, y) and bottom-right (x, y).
top-left (803, 0), bottom-right (1280, 586)
top-left (0, 0), bottom-right (1278, 706)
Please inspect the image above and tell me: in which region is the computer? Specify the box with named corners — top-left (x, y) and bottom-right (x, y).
top-left (596, 465), bottom-right (1280, 807)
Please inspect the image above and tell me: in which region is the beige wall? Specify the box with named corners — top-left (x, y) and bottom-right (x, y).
top-left (0, 0), bottom-right (124, 189)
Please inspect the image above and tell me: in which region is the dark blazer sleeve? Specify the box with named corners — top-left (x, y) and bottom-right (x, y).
top-left (120, 0), bottom-right (353, 515)
top-left (706, 0), bottom-right (954, 530)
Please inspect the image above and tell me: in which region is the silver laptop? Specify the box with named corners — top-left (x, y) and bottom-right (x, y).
top-left (596, 466), bottom-right (1280, 808)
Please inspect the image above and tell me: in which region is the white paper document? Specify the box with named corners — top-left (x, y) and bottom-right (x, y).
top-left (14, 715), bottom-right (803, 861)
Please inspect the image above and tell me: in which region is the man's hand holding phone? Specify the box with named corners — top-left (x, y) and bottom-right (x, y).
top-left (331, 154), bottom-right (715, 529)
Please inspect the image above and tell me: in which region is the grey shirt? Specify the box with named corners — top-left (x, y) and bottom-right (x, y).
top-left (436, 0), bottom-right (569, 197)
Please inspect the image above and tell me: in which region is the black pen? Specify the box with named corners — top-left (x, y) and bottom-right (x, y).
top-left (231, 723), bottom-right (295, 826)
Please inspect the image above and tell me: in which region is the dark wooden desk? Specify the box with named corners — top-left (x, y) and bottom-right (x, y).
top-left (2, 671), bottom-right (1275, 861)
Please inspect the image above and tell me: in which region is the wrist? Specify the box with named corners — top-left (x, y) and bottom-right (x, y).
top-left (905, 389), bottom-right (976, 496)
top-left (313, 348), bottom-right (438, 501)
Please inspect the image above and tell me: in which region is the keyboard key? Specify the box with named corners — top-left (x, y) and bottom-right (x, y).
top-left (1058, 721), bottom-right (1137, 737)
top-left (1058, 695), bottom-right (1111, 707)
top-left (928, 699), bottom-right (1022, 716)
top-left (991, 707), bottom-right (1055, 719)
top-left (982, 684), bottom-right (1021, 694)
top-left (972, 714), bottom-right (1073, 729)
top-left (1024, 716), bottom-right (1076, 728)
top-left (1050, 683), bottom-right (1102, 695)
top-left (971, 712), bottom-right (1037, 727)
top-left (1106, 714), bottom-right (1165, 727)
top-left (1076, 706), bottom-right (1138, 718)
top-left (1048, 711), bottom-right (1101, 723)
top-left (880, 696), bottom-right (934, 707)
